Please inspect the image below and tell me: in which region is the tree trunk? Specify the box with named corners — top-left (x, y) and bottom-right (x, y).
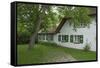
top-left (29, 15), bottom-right (42, 49)
top-left (29, 5), bottom-right (46, 49)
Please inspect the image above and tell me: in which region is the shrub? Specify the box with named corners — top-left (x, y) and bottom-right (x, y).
top-left (84, 43), bottom-right (91, 51)
top-left (17, 33), bottom-right (30, 44)
top-left (38, 41), bottom-right (60, 47)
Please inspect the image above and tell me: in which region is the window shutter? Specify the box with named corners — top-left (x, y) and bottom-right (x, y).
top-left (65, 35), bottom-right (68, 42)
top-left (70, 35), bottom-right (73, 43)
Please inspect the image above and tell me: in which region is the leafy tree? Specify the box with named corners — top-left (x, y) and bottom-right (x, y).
top-left (57, 6), bottom-right (91, 29)
top-left (17, 3), bottom-right (59, 49)
top-left (17, 3), bottom-right (93, 49)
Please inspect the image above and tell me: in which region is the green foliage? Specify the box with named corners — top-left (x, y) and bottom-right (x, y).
top-left (57, 6), bottom-right (91, 29)
top-left (17, 3), bottom-right (39, 34)
top-left (38, 41), bottom-right (58, 47)
top-left (72, 7), bottom-right (91, 28)
top-left (17, 32), bottom-right (30, 44)
top-left (40, 6), bottom-right (59, 32)
top-left (17, 43), bottom-right (96, 64)
top-left (84, 43), bottom-right (91, 51)
top-left (17, 3), bottom-right (59, 33)
top-left (17, 4), bottom-right (93, 32)
top-left (17, 4), bottom-right (92, 32)
top-left (17, 3), bottom-right (93, 44)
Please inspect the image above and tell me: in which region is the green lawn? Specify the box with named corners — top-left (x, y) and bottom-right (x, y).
top-left (17, 42), bottom-right (96, 65)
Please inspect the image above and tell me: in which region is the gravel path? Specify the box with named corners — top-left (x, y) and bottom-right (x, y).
top-left (42, 50), bottom-right (76, 63)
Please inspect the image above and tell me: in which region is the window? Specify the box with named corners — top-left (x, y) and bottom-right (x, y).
top-left (38, 34), bottom-right (45, 40)
top-left (46, 34), bottom-right (53, 41)
top-left (80, 35), bottom-right (83, 43)
top-left (62, 35), bottom-right (65, 42)
top-left (58, 35), bottom-right (83, 43)
top-left (74, 35), bottom-right (79, 43)
top-left (75, 23), bottom-right (85, 28)
top-left (62, 35), bottom-right (69, 42)
top-left (38, 35), bottom-right (41, 40)
top-left (80, 23), bottom-right (85, 28)
top-left (70, 35), bottom-right (83, 44)
top-left (58, 35), bottom-right (69, 42)
top-left (58, 35), bottom-right (61, 41)
top-left (42, 34), bottom-right (45, 40)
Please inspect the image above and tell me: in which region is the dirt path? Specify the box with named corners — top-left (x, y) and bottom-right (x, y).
top-left (42, 50), bottom-right (76, 63)
top-left (52, 53), bottom-right (76, 62)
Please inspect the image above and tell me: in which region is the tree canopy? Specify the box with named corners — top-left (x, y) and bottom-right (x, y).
top-left (17, 3), bottom-right (59, 35)
top-left (17, 4), bottom-right (92, 34)
top-left (17, 3), bottom-right (94, 47)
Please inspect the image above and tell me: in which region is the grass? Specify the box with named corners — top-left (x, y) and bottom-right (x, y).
top-left (62, 47), bottom-right (96, 61)
top-left (17, 42), bottom-right (96, 65)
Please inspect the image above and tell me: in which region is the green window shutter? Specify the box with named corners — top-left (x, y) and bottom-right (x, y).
top-left (58, 35), bottom-right (61, 41)
top-left (70, 35), bottom-right (73, 43)
top-left (65, 35), bottom-right (68, 42)
top-left (67, 35), bottom-right (69, 42)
